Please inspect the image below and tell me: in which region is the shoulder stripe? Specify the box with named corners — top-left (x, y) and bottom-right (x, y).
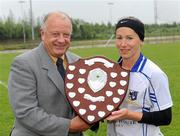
top-left (137, 56), bottom-right (144, 72)
top-left (139, 57), bottom-right (147, 72)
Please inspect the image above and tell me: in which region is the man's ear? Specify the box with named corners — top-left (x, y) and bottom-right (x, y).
top-left (40, 29), bottom-right (45, 40)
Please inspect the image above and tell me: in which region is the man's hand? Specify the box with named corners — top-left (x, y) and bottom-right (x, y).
top-left (69, 116), bottom-right (90, 132)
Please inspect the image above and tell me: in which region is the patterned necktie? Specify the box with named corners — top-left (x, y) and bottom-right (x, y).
top-left (56, 58), bottom-right (66, 80)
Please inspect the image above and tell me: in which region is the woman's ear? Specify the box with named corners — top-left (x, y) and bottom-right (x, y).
top-left (140, 41), bottom-right (144, 47)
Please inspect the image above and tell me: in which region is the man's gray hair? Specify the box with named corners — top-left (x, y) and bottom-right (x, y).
top-left (40, 11), bottom-right (72, 31)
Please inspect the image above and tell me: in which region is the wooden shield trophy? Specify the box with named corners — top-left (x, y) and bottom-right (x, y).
top-left (65, 56), bottom-right (130, 125)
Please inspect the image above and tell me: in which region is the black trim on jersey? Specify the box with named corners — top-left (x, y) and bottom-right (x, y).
top-left (138, 107), bottom-right (172, 126)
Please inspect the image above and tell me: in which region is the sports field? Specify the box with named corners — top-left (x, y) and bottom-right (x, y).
top-left (0, 42), bottom-right (179, 136)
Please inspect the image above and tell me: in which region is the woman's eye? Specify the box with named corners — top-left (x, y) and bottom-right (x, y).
top-left (116, 36), bottom-right (122, 39)
top-left (127, 37), bottom-right (133, 40)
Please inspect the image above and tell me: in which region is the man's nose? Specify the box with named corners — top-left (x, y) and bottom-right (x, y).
top-left (57, 34), bottom-right (65, 42)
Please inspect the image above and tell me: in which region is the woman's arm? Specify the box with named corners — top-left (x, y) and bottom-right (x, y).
top-left (138, 107), bottom-right (172, 126)
top-left (106, 107), bottom-right (172, 126)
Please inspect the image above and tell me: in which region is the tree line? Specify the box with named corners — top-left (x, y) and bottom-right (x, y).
top-left (1, 13), bottom-right (180, 41)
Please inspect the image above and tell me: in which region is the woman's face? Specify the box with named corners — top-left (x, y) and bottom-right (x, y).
top-left (115, 27), bottom-right (142, 61)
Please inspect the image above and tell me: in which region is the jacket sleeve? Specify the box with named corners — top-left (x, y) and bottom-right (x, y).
top-left (8, 57), bottom-right (70, 136)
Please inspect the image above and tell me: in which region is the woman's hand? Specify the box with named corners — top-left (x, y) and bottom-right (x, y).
top-left (106, 108), bottom-right (143, 122)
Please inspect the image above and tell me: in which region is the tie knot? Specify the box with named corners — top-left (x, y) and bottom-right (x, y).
top-left (56, 58), bottom-right (63, 67)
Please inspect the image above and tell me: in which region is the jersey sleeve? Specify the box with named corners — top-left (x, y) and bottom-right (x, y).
top-left (150, 70), bottom-right (173, 111)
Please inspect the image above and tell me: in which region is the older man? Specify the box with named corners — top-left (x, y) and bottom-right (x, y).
top-left (8, 11), bottom-right (89, 136)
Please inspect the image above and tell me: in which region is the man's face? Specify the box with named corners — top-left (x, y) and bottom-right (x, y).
top-left (41, 15), bottom-right (72, 58)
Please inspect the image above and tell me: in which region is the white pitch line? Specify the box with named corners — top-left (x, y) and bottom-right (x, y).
top-left (0, 80), bottom-right (8, 89)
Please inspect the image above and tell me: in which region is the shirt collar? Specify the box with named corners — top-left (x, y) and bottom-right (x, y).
top-left (50, 55), bottom-right (65, 65)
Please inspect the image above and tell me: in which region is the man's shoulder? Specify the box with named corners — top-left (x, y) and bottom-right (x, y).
top-left (66, 51), bottom-right (80, 63)
top-left (12, 44), bottom-right (43, 66)
top-left (15, 48), bottom-right (37, 60)
top-left (66, 51), bottom-right (80, 58)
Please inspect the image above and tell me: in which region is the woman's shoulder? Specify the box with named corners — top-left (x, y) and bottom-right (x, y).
top-left (142, 58), bottom-right (166, 78)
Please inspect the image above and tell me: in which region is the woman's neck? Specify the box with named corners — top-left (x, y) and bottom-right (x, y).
top-left (121, 53), bottom-right (140, 70)
top-left (122, 60), bottom-right (134, 70)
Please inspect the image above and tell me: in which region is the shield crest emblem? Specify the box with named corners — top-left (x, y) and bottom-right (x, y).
top-left (65, 56), bottom-right (130, 125)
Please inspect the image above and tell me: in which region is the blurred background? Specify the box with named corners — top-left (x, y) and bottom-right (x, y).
top-left (0, 0), bottom-right (180, 49)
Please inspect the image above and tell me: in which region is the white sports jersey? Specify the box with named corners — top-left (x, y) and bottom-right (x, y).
top-left (107, 53), bottom-right (173, 136)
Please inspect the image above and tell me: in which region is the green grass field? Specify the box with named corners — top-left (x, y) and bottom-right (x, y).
top-left (0, 42), bottom-right (180, 136)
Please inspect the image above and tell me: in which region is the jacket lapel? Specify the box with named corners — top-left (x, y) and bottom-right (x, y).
top-left (37, 43), bottom-right (65, 97)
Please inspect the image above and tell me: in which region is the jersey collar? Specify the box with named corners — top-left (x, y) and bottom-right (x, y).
top-left (117, 53), bottom-right (147, 72)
